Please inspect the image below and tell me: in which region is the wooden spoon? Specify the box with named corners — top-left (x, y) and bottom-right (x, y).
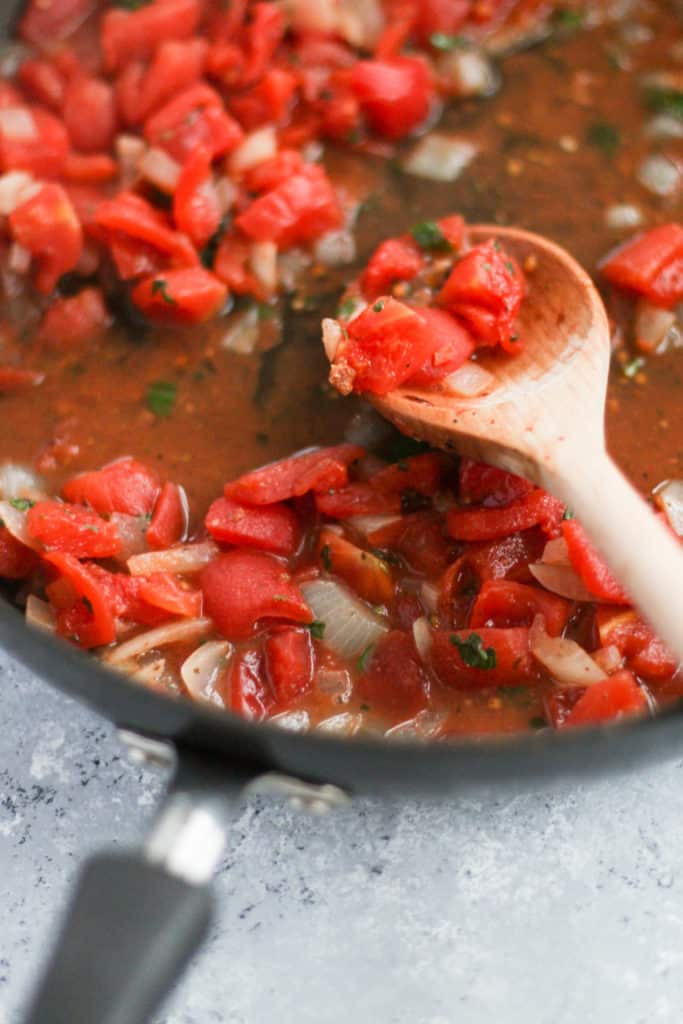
top-left (360, 225), bottom-right (683, 665)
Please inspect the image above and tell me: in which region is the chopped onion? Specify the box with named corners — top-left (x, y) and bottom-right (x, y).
top-left (315, 667), bottom-right (352, 701)
top-left (644, 114), bottom-right (683, 141)
top-left (127, 541), bottom-right (219, 577)
top-left (269, 710), bottom-right (310, 732)
top-left (0, 107), bottom-right (37, 141)
top-left (7, 242), bottom-right (30, 275)
top-left (653, 479), bottom-right (683, 536)
top-left (316, 712), bottom-right (363, 736)
top-left (634, 299), bottom-right (681, 354)
top-left (221, 306), bottom-right (260, 354)
top-left (529, 615), bottom-right (606, 687)
top-left (0, 462), bottom-right (44, 502)
top-left (110, 513), bottom-right (149, 563)
top-left (592, 644), bottom-right (624, 674)
top-left (277, 248), bottom-right (311, 291)
top-left (438, 49), bottom-right (500, 98)
top-left (116, 133), bottom-right (146, 186)
top-left (604, 203), bottom-right (643, 230)
top-left (420, 582), bottom-right (440, 613)
top-left (0, 499), bottom-right (35, 548)
top-left (637, 154), bottom-right (682, 196)
top-left (402, 133), bottom-right (477, 182)
top-left (541, 537), bottom-right (570, 566)
top-left (441, 361), bottom-right (495, 397)
top-left (215, 175), bottom-right (238, 214)
top-left (0, 171), bottom-right (35, 215)
top-left (313, 228), bottom-right (356, 267)
top-left (250, 241), bottom-right (278, 296)
top-left (336, 0), bottom-right (383, 49)
top-left (347, 513), bottom-right (401, 537)
top-left (180, 640), bottom-right (232, 701)
top-left (25, 595), bottom-right (56, 634)
top-left (385, 710), bottom-right (447, 740)
top-left (138, 147), bottom-right (181, 193)
top-left (284, 0), bottom-right (337, 36)
top-left (105, 618), bottom-right (213, 665)
top-left (322, 318), bottom-right (342, 362)
top-left (412, 616), bottom-right (433, 662)
top-left (301, 579), bottom-right (388, 660)
top-left (529, 561), bottom-right (597, 602)
top-left (229, 126), bottom-right (277, 175)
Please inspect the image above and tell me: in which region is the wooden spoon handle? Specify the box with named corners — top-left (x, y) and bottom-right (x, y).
top-left (546, 452), bottom-right (683, 666)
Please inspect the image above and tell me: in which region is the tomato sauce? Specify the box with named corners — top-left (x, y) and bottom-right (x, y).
top-left (0, 1), bottom-right (682, 740)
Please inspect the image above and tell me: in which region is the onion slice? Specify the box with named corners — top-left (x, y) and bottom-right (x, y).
top-left (322, 318), bottom-right (342, 362)
top-left (316, 712), bottom-right (363, 736)
top-left (105, 618), bottom-right (213, 665)
top-left (127, 541), bottom-right (219, 577)
top-left (25, 595), bottom-right (56, 633)
top-left (412, 616), bottom-right (433, 662)
top-left (0, 499), bottom-right (36, 548)
top-left (229, 126), bottom-right (277, 175)
top-left (441, 362), bottom-right (495, 397)
top-left (180, 640), bottom-right (232, 702)
top-left (529, 561), bottom-right (597, 602)
top-left (529, 615), bottom-right (606, 687)
top-left (653, 479), bottom-right (683, 536)
top-left (402, 133), bottom-right (477, 182)
top-left (300, 579), bottom-right (388, 659)
top-left (269, 710), bottom-right (310, 732)
top-left (385, 710), bottom-right (447, 740)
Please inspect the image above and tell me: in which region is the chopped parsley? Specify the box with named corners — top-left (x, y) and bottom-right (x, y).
top-left (357, 643), bottom-right (375, 673)
top-left (9, 498), bottom-right (35, 511)
top-left (551, 8), bottom-right (585, 32)
top-left (146, 379), bottom-right (177, 418)
top-left (257, 302), bottom-right (277, 321)
top-left (622, 356), bottom-right (645, 379)
top-left (373, 300), bottom-right (385, 313)
top-left (429, 31), bottom-right (469, 51)
top-left (320, 544), bottom-right (332, 572)
top-left (410, 220), bottom-right (451, 252)
top-left (586, 121), bottom-right (621, 159)
top-left (307, 620), bottom-right (326, 640)
top-left (449, 632), bottom-right (497, 670)
top-left (337, 297), bottom-right (358, 319)
top-left (151, 279), bottom-right (177, 305)
top-left (562, 508), bottom-right (575, 520)
top-left (644, 87), bottom-right (683, 121)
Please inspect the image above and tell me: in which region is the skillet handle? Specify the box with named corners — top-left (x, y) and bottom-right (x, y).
top-left (23, 851), bottom-right (213, 1024)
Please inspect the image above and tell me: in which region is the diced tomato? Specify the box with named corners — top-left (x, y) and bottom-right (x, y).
top-left (83, 565), bottom-right (168, 627)
top-left (469, 580), bottom-right (571, 637)
top-left (20, 0), bottom-right (95, 47)
top-left (370, 511), bottom-right (452, 576)
top-left (595, 607), bottom-right (677, 680)
top-left (316, 484), bottom-right (402, 519)
top-left (243, 149), bottom-right (304, 193)
top-left (101, 0), bottom-right (202, 72)
top-left (360, 238), bottom-right (424, 300)
top-left (0, 366), bottom-right (45, 393)
top-left (403, 308), bottom-right (476, 387)
top-left (371, 453), bottom-right (442, 496)
top-left (146, 483), bottom-right (188, 550)
top-left (446, 489), bottom-right (565, 541)
top-left (95, 192), bottom-right (198, 272)
top-left (173, 147), bottom-right (222, 249)
top-left (238, 2), bottom-right (286, 86)
top-left (265, 628), bottom-right (314, 705)
top-left (439, 240), bottom-right (525, 351)
top-left (562, 670), bottom-right (649, 728)
top-left (212, 231), bottom-right (263, 297)
top-left (431, 627), bottom-right (534, 689)
top-left (9, 184), bottom-right (82, 295)
top-left (43, 551), bottom-right (116, 648)
top-left (63, 457), bottom-right (160, 517)
top-left (350, 57), bottom-right (432, 140)
top-left (18, 58), bottom-right (65, 110)
top-left (205, 496), bottom-right (300, 556)
top-left (459, 457), bottom-right (534, 507)
top-left (229, 68), bottom-right (298, 130)
top-left (137, 573), bottom-right (202, 619)
top-left (131, 38), bottom-right (208, 124)
top-left (438, 215), bottom-right (466, 249)
top-left (0, 106), bottom-right (68, 178)
top-left (200, 550), bottom-right (312, 640)
top-left (131, 268), bottom-right (228, 325)
top-left (562, 519), bottom-right (629, 604)
top-left (224, 444), bottom-right (364, 505)
top-left (235, 164), bottom-right (342, 248)
top-left (224, 649), bottom-right (273, 721)
top-left (0, 527), bottom-right (38, 579)
top-left (415, 0), bottom-right (469, 43)
top-left (63, 152), bottom-right (118, 183)
top-left (63, 75), bottom-right (117, 153)
top-left (35, 288), bottom-right (110, 348)
top-left (317, 83), bottom-right (360, 143)
top-left (317, 528), bottom-right (394, 605)
top-left (601, 224), bottom-right (683, 308)
top-left (144, 83), bottom-right (243, 163)
top-left (27, 500), bottom-right (121, 558)
top-left (357, 630), bottom-right (428, 717)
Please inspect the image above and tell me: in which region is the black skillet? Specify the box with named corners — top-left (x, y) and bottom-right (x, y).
top-left (2, 2), bottom-right (683, 1021)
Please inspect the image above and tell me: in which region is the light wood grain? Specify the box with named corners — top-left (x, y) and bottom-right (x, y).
top-left (369, 226), bottom-right (683, 665)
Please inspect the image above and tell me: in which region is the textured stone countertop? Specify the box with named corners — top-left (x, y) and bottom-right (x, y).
top-left (2, 645), bottom-right (683, 1024)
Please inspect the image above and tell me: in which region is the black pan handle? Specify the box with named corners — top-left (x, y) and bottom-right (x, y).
top-left (23, 851), bottom-right (213, 1024)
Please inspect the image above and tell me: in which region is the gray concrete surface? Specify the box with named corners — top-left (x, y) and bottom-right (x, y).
top-left (1, 645), bottom-right (683, 1024)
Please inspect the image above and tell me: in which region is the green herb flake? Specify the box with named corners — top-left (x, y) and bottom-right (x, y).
top-left (151, 278), bottom-right (177, 305)
top-left (562, 508), bottom-right (575, 520)
top-left (337, 298), bottom-right (358, 319)
top-left (357, 643), bottom-right (375, 673)
top-left (360, 703), bottom-right (371, 712)
top-left (449, 632), bottom-right (497, 670)
top-left (551, 8), bottom-right (585, 32)
top-left (410, 220), bottom-right (451, 252)
top-left (622, 356), bottom-right (645, 379)
top-left (307, 620), bottom-right (326, 640)
top-left (644, 87), bottom-right (683, 121)
top-left (146, 379), bottom-right (177, 418)
top-left (586, 121), bottom-right (621, 159)
top-left (257, 302), bottom-right (276, 321)
top-left (373, 300), bottom-right (385, 313)
top-left (321, 544), bottom-right (332, 572)
top-left (9, 498), bottom-right (35, 511)
top-left (429, 31), bottom-right (469, 51)
top-left (529, 715), bottom-right (547, 730)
